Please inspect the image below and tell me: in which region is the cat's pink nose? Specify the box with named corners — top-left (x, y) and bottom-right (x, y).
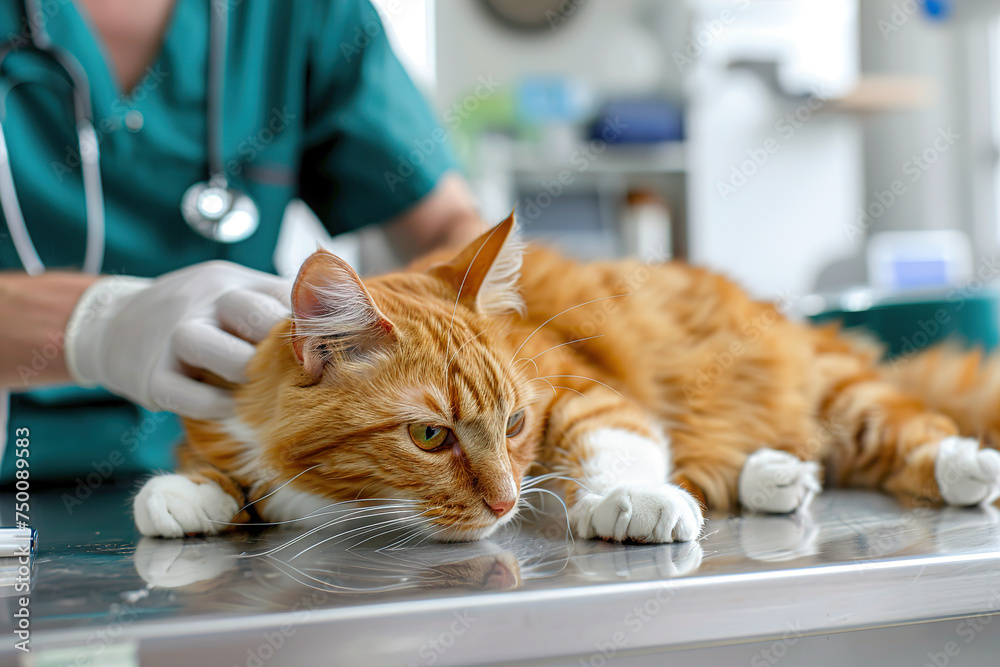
top-left (486, 497), bottom-right (516, 517)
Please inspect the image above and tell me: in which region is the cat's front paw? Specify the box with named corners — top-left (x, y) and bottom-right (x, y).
top-left (134, 475), bottom-right (239, 538)
top-left (935, 437), bottom-right (1000, 506)
top-left (570, 484), bottom-right (704, 543)
top-left (739, 448), bottom-right (820, 514)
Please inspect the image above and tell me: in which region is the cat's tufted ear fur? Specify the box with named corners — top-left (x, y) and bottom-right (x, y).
top-left (290, 250), bottom-right (396, 383)
top-left (428, 212), bottom-right (525, 317)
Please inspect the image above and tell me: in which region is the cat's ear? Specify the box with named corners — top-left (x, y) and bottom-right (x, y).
top-left (428, 211), bottom-right (524, 316)
top-left (290, 250), bottom-right (396, 383)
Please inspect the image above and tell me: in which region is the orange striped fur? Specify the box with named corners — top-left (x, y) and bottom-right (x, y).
top-left (167, 214), bottom-right (990, 541)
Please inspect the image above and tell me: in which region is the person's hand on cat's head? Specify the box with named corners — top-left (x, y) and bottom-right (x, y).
top-left (64, 261), bottom-right (291, 420)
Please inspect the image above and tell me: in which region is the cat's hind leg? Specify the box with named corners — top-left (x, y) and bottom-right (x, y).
top-left (818, 359), bottom-right (1000, 506)
top-left (539, 386), bottom-right (704, 543)
top-left (738, 448), bottom-right (821, 514)
top-left (933, 436), bottom-right (1000, 506)
top-left (667, 429), bottom-right (821, 516)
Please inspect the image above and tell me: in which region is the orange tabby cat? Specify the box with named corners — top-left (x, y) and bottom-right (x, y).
top-left (134, 215), bottom-right (1000, 542)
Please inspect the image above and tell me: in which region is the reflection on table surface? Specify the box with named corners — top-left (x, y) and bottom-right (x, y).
top-left (5, 486), bottom-right (1000, 636)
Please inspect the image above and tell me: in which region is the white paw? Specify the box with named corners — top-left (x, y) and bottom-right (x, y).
top-left (935, 437), bottom-right (1000, 506)
top-left (739, 448), bottom-right (821, 514)
top-left (570, 484), bottom-right (704, 543)
top-left (134, 475), bottom-right (239, 538)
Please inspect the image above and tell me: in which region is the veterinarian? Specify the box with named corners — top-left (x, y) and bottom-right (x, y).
top-left (0, 0), bottom-right (481, 483)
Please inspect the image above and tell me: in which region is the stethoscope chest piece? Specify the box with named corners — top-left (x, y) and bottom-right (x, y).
top-left (181, 179), bottom-right (260, 244)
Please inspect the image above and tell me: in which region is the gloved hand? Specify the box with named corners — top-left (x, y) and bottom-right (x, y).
top-left (64, 261), bottom-right (291, 420)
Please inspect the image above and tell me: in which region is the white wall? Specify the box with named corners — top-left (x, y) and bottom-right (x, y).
top-left (858, 1), bottom-right (991, 255)
top-left (434, 0), bottom-right (689, 114)
top-left (687, 0), bottom-right (862, 299)
top-left (435, 0), bottom-right (869, 299)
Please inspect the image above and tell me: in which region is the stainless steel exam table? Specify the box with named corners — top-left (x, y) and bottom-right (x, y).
top-left (3, 487), bottom-right (1000, 666)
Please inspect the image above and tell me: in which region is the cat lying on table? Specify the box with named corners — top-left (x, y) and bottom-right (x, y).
top-left (134, 214), bottom-right (1000, 542)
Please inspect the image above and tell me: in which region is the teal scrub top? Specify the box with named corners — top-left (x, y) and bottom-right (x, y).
top-left (0, 0), bottom-right (457, 483)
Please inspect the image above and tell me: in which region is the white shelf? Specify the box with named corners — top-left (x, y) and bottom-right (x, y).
top-left (507, 141), bottom-right (686, 176)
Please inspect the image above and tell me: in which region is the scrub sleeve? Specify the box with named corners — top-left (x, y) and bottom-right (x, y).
top-left (0, 0), bottom-right (457, 484)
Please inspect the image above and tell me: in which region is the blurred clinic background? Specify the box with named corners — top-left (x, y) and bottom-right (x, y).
top-left (279, 0), bottom-right (1000, 351)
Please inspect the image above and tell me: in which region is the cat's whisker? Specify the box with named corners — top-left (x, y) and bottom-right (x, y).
top-left (236, 464), bottom-right (321, 515)
top-left (304, 559), bottom-right (420, 576)
top-left (528, 376), bottom-right (558, 397)
top-left (523, 334), bottom-right (606, 364)
top-left (287, 516), bottom-right (418, 561)
top-left (241, 506), bottom-right (422, 558)
top-left (290, 511), bottom-right (432, 561)
top-left (378, 522), bottom-right (437, 552)
top-left (521, 472), bottom-right (590, 492)
top-left (345, 516), bottom-right (435, 552)
top-left (534, 374), bottom-right (626, 400)
top-left (213, 498), bottom-right (422, 528)
top-left (517, 486), bottom-right (575, 547)
top-left (350, 542), bottom-right (428, 565)
top-left (549, 385), bottom-right (593, 405)
top-left (513, 356), bottom-right (539, 376)
top-left (521, 471), bottom-right (575, 486)
top-left (296, 509), bottom-right (429, 548)
top-left (411, 525), bottom-right (451, 547)
top-left (242, 513), bottom-right (395, 559)
top-left (356, 514), bottom-right (434, 549)
top-left (264, 556), bottom-right (419, 594)
top-left (508, 294), bottom-right (630, 364)
top-left (522, 479), bottom-right (595, 497)
top-left (423, 527), bottom-right (456, 545)
top-left (516, 497), bottom-right (542, 519)
top-left (377, 529), bottom-right (424, 552)
top-left (298, 566), bottom-right (425, 584)
top-left (261, 557), bottom-right (361, 593)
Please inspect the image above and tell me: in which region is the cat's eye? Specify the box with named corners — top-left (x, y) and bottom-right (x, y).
top-left (506, 409), bottom-right (526, 437)
top-left (409, 423), bottom-right (450, 451)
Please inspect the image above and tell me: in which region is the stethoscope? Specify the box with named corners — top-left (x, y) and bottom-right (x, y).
top-left (0, 0), bottom-right (260, 276)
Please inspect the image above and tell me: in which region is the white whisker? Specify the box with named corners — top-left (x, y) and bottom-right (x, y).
top-left (378, 525), bottom-right (432, 552)
top-left (519, 486), bottom-right (575, 547)
top-left (528, 376), bottom-right (558, 397)
top-left (212, 497), bottom-right (421, 528)
top-left (236, 464), bottom-right (321, 514)
top-left (411, 526), bottom-right (451, 547)
top-left (264, 556), bottom-right (418, 594)
top-left (241, 506), bottom-right (421, 558)
top-left (508, 294), bottom-right (630, 364)
top-left (523, 334), bottom-right (605, 363)
top-left (522, 474), bottom-right (590, 492)
top-left (290, 512), bottom-right (431, 561)
top-left (549, 385), bottom-right (592, 405)
top-left (513, 356), bottom-right (539, 376)
top-left (521, 472), bottom-right (574, 487)
top-left (346, 515), bottom-right (434, 552)
top-left (534, 374), bottom-right (626, 400)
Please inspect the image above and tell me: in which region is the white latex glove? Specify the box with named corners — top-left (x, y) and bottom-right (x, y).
top-left (64, 261), bottom-right (291, 420)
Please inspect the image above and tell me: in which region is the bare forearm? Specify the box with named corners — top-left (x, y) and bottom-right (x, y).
top-left (384, 172), bottom-right (484, 260)
top-left (0, 271), bottom-right (99, 388)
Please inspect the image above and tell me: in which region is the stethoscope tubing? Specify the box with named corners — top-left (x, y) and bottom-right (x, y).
top-left (0, 22), bottom-right (104, 275)
top-left (0, 0), bottom-right (248, 275)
